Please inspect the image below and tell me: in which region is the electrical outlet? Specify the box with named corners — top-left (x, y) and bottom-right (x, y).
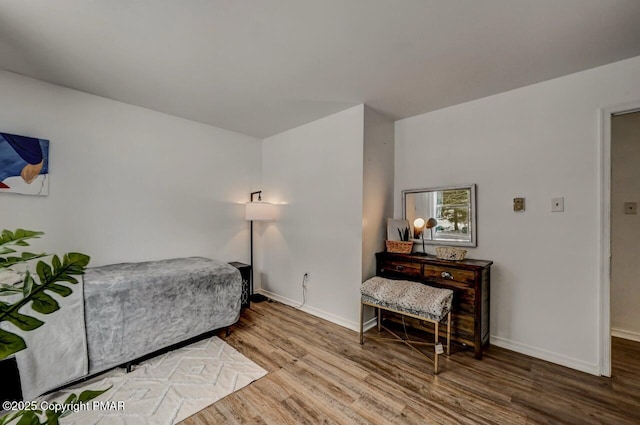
top-left (551, 197), bottom-right (564, 212)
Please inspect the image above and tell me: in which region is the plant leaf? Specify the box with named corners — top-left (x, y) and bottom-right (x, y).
top-left (0, 285), bottom-right (22, 296)
top-left (0, 411), bottom-right (23, 425)
top-left (14, 410), bottom-right (39, 425)
top-left (78, 386), bottom-right (112, 403)
top-left (0, 229), bottom-right (43, 250)
top-left (5, 311), bottom-right (44, 331)
top-left (0, 247), bottom-right (16, 255)
top-left (36, 261), bottom-right (53, 286)
top-left (63, 253), bottom-right (91, 274)
top-left (44, 410), bottom-right (60, 425)
top-left (54, 387), bottom-right (112, 419)
top-left (45, 284), bottom-right (72, 297)
top-left (13, 229), bottom-right (44, 240)
top-left (0, 329), bottom-right (27, 360)
top-left (30, 291), bottom-right (59, 314)
top-left (51, 255), bottom-right (61, 271)
top-left (0, 252), bottom-right (47, 269)
top-left (63, 393), bottom-right (77, 405)
top-left (23, 270), bottom-right (34, 297)
top-left (54, 275), bottom-right (78, 285)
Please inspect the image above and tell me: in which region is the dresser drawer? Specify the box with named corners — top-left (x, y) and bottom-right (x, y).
top-left (453, 287), bottom-right (476, 314)
top-left (423, 264), bottom-right (475, 286)
top-left (379, 259), bottom-right (422, 278)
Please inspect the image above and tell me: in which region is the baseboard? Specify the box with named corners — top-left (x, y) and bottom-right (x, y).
top-left (255, 289), bottom-right (377, 332)
top-left (490, 335), bottom-right (600, 376)
top-left (611, 327), bottom-right (640, 342)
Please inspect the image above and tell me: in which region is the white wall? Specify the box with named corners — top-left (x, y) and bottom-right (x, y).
top-left (395, 55), bottom-right (640, 374)
top-left (259, 105), bottom-right (365, 328)
top-left (362, 107), bottom-right (394, 281)
top-left (611, 111), bottom-right (640, 342)
top-left (0, 71), bottom-right (261, 266)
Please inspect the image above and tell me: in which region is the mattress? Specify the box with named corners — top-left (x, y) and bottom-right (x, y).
top-left (83, 257), bottom-right (241, 374)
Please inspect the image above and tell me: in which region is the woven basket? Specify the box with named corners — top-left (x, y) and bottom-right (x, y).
top-left (435, 246), bottom-right (467, 261)
top-left (386, 240), bottom-right (413, 254)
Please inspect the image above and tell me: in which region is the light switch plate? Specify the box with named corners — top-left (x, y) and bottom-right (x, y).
top-left (551, 197), bottom-right (564, 212)
top-left (513, 197), bottom-right (525, 212)
top-left (624, 202), bottom-right (637, 214)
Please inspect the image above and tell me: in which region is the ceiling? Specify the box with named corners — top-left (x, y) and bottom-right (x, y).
top-left (1, 1), bottom-right (639, 138)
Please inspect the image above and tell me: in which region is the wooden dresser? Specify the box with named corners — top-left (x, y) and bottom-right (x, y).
top-left (376, 252), bottom-right (492, 359)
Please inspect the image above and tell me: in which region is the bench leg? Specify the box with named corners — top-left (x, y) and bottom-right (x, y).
top-left (434, 321), bottom-right (439, 375)
top-left (377, 307), bottom-right (382, 332)
top-left (359, 302), bottom-right (364, 345)
top-left (225, 327), bottom-right (231, 337)
top-left (446, 311), bottom-right (451, 356)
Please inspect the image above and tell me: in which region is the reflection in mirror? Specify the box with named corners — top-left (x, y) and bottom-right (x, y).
top-left (403, 184), bottom-right (476, 247)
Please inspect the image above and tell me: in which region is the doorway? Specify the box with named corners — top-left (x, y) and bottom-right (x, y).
top-left (601, 106), bottom-right (640, 376)
top-left (611, 111), bottom-right (640, 343)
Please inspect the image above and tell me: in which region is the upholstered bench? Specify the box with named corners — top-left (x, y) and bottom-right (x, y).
top-left (359, 276), bottom-right (454, 374)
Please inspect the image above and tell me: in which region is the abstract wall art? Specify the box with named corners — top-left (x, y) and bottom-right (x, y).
top-left (0, 132), bottom-right (49, 196)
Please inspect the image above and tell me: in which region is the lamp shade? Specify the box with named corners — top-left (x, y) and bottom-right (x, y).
top-left (245, 201), bottom-right (276, 221)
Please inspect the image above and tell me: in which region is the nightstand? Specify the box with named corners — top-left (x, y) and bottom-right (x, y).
top-left (228, 262), bottom-right (251, 309)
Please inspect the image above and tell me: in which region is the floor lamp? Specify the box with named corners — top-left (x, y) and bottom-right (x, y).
top-left (245, 191), bottom-right (275, 303)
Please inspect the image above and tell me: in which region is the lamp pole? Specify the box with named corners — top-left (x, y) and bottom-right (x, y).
top-left (248, 191), bottom-right (267, 303)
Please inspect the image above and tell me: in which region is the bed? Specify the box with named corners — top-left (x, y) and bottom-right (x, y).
top-left (84, 257), bottom-right (242, 375)
top-left (3, 256), bottom-right (242, 400)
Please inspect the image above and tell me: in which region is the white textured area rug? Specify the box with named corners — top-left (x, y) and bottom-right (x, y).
top-left (43, 336), bottom-right (267, 425)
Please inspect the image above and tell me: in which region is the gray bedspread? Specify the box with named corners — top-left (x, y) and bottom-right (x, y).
top-left (83, 257), bottom-right (241, 375)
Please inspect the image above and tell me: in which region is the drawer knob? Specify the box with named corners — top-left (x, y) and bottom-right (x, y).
top-left (441, 271), bottom-right (453, 279)
top-left (395, 265), bottom-right (404, 271)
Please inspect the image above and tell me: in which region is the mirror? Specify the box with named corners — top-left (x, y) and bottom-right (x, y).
top-left (402, 184), bottom-right (476, 247)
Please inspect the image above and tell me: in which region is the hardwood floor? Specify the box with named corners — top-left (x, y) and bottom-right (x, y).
top-left (182, 301), bottom-right (640, 424)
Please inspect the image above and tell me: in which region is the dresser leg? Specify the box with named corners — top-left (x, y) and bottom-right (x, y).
top-left (474, 345), bottom-right (483, 360)
top-left (446, 312), bottom-right (451, 356)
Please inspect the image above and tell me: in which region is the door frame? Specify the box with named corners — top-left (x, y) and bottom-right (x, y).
top-left (599, 101), bottom-right (640, 377)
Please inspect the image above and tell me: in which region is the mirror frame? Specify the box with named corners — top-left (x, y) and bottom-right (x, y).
top-left (402, 184), bottom-right (477, 247)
